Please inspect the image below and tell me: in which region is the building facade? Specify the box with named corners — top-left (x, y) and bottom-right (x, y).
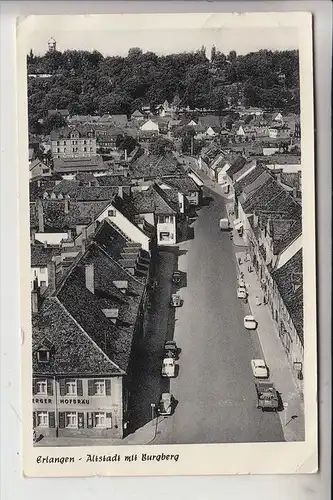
top-left (51, 126), bottom-right (97, 159)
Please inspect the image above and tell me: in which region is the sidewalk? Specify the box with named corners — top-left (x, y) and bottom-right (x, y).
top-left (235, 250), bottom-right (305, 442)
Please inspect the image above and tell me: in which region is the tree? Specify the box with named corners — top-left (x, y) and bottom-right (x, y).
top-left (149, 137), bottom-right (173, 155)
top-left (43, 114), bottom-right (67, 134)
top-left (211, 45), bottom-right (216, 63)
top-left (227, 50), bottom-right (237, 62)
top-left (116, 134), bottom-right (138, 154)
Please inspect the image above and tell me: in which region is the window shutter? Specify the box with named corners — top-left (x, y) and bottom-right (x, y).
top-left (88, 379), bottom-right (94, 396)
top-left (87, 412), bottom-right (93, 428)
top-left (59, 412), bottom-right (65, 428)
top-left (59, 379), bottom-right (66, 396)
top-left (33, 412), bottom-right (36, 428)
top-left (32, 379), bottom-right (37, 395)
top-left (105, 379), bottom-right (111, 396)
top-left (49, 412), bottom-right (55, 428)
top-left (47, 379), bottom-right (54, 396)
top-left (78, 412), bottom-right (84, 429)
top-left (106, 412), bottom-right (112, 429)
top-left (77, 380), bottom-right (83, 396)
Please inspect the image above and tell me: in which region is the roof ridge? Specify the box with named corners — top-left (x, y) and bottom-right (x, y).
top-left (54, 297), bottom-right (124, 374)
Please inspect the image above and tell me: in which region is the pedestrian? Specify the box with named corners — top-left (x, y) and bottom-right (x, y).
top-left (255, 295), bottom-right (261, 306)
top-left (238, 257), bottom-right (242, 265)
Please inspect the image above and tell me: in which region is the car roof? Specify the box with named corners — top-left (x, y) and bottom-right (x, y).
top-left (252, 359), bottom-right (265, 365)
top-left (245, 315), bottom-right (255, 320)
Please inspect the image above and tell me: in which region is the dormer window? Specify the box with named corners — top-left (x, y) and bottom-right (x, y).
top-left (37, 349), bottom-right (50, 363)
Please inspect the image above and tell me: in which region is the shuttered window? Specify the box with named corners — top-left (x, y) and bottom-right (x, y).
top-left (47, 379), bottom-right (53, 396)
top-left (36, 380), bottom-right (47, 395)
top-left (49, 412), bottom-right (55, 428)
top-left (88, 379), bottom-right (111, 396)
top-left (77, 380), bottom-right (83, 396)
top-left (78, 412), bottom-right (84, 429)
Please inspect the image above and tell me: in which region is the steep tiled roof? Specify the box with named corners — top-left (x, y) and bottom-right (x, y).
top-left (53, 243), bottom-right (144, 373)
top-left (50, 125), bottom-right (95, 140)
top-left (234, 163), bottom-right (268, 197)
top-left (198, 115), bottom-right (223, 128)
top-left (130, 153), bottom-right (183, 179)
top-left (46, 183), bottom-right (119, 202)
top-left (93, 219), bottom-right (131, 261)
top-left (53, 156), bottom-right (107, 174)
top-left (132, 184), bottom-right (177, 215)
top-left (97, 175), bottom-right (132, 187)
top-left (226, 156), bottom-right (247, 178)
top-left (280, 172), bottom-right (301, 190)
top-left (271, 249), bottom-right (303, 345)
top-left (242, 176), bottom-right (302, 218)
top-left (162, 175), bottom-right (200, 194)
top-left (32, 297), bottom-right (123, 376)
top-left (270, 218), bottom-right (302, 254)
top-left (30, 200), bottom-right (111, 231)
top-left (31, 244), bottom-right (61, 267)
top-left (30, 179), bottom-right (57, 202)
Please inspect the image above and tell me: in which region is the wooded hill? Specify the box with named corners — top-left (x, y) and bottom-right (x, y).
top-left (27, 46), bottom-right (300, 131)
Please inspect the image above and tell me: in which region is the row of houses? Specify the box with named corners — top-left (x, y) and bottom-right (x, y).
top-left (221, 159), bottom-right (304, 391)
top-left (30, 154), bottom-right (203, 440)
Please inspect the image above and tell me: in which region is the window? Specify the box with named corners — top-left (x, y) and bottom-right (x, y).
top-left (57, 141), bottom-right (60, 146)
top-left (64, 148), bottom-right (66, 152)
top-left (159, 232), bottom-right (171, 241)
top-left (90, 147), bottom-right (93, 151)
top-left (37, 350), bottom-right (50, 363)
top-left (88, 379), bottom-right (111, 396)
top-left (40, 267), bottom-right (46, 274)
top-left (40, 280), bottom-right (46, 288)
top-left (158, 215), bottom-right (172, 224)
top-left (37, 411), bottom-right (49, 427)
top-left (84, 140), bottom-right (87, 144)
top-left (57, 148), bottom-right (60, 153)
top-left (36, 380), bottom-right (47, 395)
top-left (84, 147), bottom-right (87, 152)
top-left (94, 380), bottom-right (105, 396)
top-left (63, 141), bottom-right (67, 145)
top-left (65, 412), bottom-right (77, 428)
top-left (107, 209), bottom-right (116, 217)
top-left (66, 379), bottom-right (77, 395)
top-left (94, 412), bottom-right (106, 427)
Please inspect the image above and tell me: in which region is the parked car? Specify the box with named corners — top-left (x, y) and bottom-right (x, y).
top-left (161, 357), bottom-right (176, 377)
top-left (172, 270), bottom-right (182, 285)
top-left (157, 393), bottom-right (175, 416)
top-left (255, 382), bottom-right (279, 411)
top-left (244, 315), bottom-right (257, 330)
top-left (237, 286), bottom-right (247, 299)
top-left (251, 359), bottom-right (269, 378)
top-left (238, 279), bottom-right (246, 288)
top-left (170, 293), bottom-right (182, 307)
top-left (164, 340), bottom-right (179, 359)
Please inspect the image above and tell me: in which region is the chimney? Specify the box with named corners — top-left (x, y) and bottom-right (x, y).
top-left (47, 260), bottom-right (57, 294)
top-left (124, 149), bottom-right (128, 161)
top-left (37, 199), bottom-right (44, 232)
top-left (82, 227), bottom-right (88, 241)
top-left (118, 186), bottom-right (124, 198)
top-left (292, 187), bottom-right (298, 198)
top-left (43, 241), bottom-right (48, 249)
top-left (31, 279), bottom-right (40, 314)
top-left (67, 229), bottom-right (72, 240)
top-left (64, 199), bottom-right (70, 214)
top-left (85, 263), bottom-right (94, 293)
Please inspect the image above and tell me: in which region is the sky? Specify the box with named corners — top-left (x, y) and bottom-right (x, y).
top-left (25, 23), bottom-right (298, 58)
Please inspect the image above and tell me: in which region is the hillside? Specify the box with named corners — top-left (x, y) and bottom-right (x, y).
top-left (27, 47), bottom-right (300, 131)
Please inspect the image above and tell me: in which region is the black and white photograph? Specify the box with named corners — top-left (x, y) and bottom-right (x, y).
top-left (17, 11), bottom-right (317, 476)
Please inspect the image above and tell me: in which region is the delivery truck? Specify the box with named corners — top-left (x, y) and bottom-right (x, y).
top-left (219, 218), bottom-right (230, 231)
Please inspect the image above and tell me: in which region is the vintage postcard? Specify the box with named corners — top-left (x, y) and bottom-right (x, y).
top-left (18, 11), bottom-right (317, 477)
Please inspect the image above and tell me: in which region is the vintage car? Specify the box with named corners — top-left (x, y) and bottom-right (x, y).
top-left (170, 293), bottom-right (182, 307)
top-left (157, 393), bottom-right (175, 416)
top-left (255, 382), bottom-right (279, 411)
top-left (244, 315), bottom-right (257, 330)
top-left (172, 270), bottom-right (182, 285)
top-left (164, 340), bottom-right (179, 359)
top-left (161, 357), bottom-right (176, 377)
top-left (251, 359), bottom-right (269, 378)
top-left (237, 286), bottom-right (247, 299)
top-left (238, 278), bottom-right (246, 288)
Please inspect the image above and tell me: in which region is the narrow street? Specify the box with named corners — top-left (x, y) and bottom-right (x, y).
top-left (151, 186), bottom-right (284, 444)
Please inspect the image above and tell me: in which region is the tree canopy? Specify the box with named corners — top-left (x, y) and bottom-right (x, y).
top-left (27, 47), bottom-right (300, 132)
